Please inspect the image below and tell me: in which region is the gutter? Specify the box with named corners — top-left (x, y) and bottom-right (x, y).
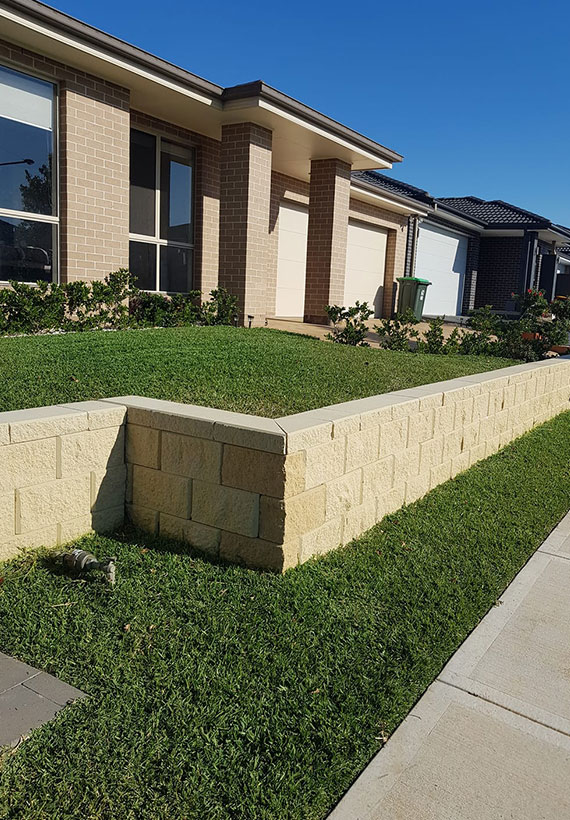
top-left (350, 177), bottom-right (427, 214)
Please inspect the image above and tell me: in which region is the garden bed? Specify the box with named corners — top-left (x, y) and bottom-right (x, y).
top-left (1, 411), bottom-right (570, 818)
top-left (0, 326), bottom-right (515, 416)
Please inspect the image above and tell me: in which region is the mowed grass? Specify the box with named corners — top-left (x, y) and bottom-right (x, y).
top-left (0, 326), bottom-right (514, 416)
top-left (1, 412), bottom-right (570, 820)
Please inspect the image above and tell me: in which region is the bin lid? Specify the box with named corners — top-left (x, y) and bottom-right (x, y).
top-left (396, 276), bottom-right (431, 285)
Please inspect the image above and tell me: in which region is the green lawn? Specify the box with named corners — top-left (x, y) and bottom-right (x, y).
top-left (0, 326), bottom-right (514, 416)
top-left (1, 412), bottom-right (570, 820)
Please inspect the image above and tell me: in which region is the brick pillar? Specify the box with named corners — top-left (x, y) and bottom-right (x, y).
top-left (304, 158), bottom-right (351, 324)
top-left (194, 137), bottom-right (220, 298)
top-left (59, 79), bottom-right (130, 283)
top-left (218, 123), bottom-right (273, 324)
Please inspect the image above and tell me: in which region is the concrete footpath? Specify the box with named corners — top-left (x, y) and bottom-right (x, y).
top-left (329, 511), bottom-right (570, 819)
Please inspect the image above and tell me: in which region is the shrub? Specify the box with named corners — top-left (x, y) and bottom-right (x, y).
top-left (0, 271), bottom-right (239, 335)
top-left (325, 301), bottom-right (373, 346)
top-left (374, 309), bottom-right (419, 351)
top-left (200, 287), bottom-right (238, 326)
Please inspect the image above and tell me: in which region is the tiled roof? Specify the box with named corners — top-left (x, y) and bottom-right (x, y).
top-left (351, 171), bottom-right (433, 205)
top-left (437, 196), bottom-right (550, 227)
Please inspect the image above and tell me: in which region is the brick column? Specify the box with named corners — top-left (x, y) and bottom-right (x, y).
top-left (59, 79), bottom-right (130, 283)
top-left (304, 158), bottom-right (351, 324)
top-left (218, 123), bottom-right (273, 324)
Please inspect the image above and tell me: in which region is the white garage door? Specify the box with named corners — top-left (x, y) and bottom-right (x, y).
top-left (275, 202), bottom-right (309, 318)
top-left (415, 223), bottom-right (468, 317)
top-left (345, 220), bottom-right (387, 317)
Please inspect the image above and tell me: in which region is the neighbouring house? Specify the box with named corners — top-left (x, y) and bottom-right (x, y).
top-left (355, 172), bottom-right (570, 316)
top-left (0, 0), bottom-right (432, 325)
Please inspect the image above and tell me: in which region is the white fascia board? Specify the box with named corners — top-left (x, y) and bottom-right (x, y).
top-left (0, 5), bottom-right (220, 108)
top-left (430, 207), bottom-right (483, 234)
top-left (350, 183), bottom-right (426, 216)
top-left (258, 99), bottom-right (393, 170)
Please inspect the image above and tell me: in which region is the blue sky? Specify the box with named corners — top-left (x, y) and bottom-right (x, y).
top-left (52, 0), bottom-right (570, 225)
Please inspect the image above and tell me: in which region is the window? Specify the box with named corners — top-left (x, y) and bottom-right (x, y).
top-left (0, 64), bottom-right (57, 283)
top-left (129, 128), bottom-right (194, 293)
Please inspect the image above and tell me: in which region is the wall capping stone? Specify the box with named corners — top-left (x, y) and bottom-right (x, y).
top-left (1, 357), bottom-right (569, 570)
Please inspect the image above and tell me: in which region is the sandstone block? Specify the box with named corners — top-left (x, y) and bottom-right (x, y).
top-left (59, 427), bottom-right (124, 476)
top-left (469, 442), bottom-right (487, 466)
top-left (0, 439), bottom-right (57, 494)
top-left (342, 499), bottom-right (377, 544)
top-left (379, 417), bottom-right (408, 458)
top-left (126, 503), bottom-right (159, 534)
top-left (345, 427), bottom-right (380, 472)
top-left (0, 493), bottom-right (14, 540)
top-left (91, 466), bottom-right (127, 512)
top-left (408, 409), bottom-right (435, 445)
top-left (0, 526), bottom-right (59, 562)
top-left (0, 423), bottom-right (8, 446)
top-left (362, 455), bottom-right (395, 501)
top-left (325, 470), bottom-right (362, 520)
top-left (192, 481), bottom-right (259, 537)
top-left (433, 403), bottom-right (456, 437)
top-left (162, 432), bottom-right (222, 482)
top-left (405, 472), bottom-right (430, 503)
top-left (159, 513), bottom-right (220, 556)
top-left (488, 389), bottom-right (504, 416)
top-left (451, 451), bottom-right (471, 478)
top-left (394, 445), bottom-right (421, 483)
top-left (220, 531), bottom-right (298, 572)
top-left (430, 461), bottom-right (452, 489)
top-left (126, 424), bottom-right (161, 469)
top-left (442, 430), bottom-right (462, 462)
top-left (221, 445), bottom-right (297, 498)
top-left (453, 397), bottom-right (474, 430)
top-left (132, 466), bottom-right (191, 519)
top-left (377, 483), bottom-right (406, 519)
top-left (259, 486), bottom-right (326, 543)
top-left (299, 517), bottom-right (343, 562)
top-left (275, 412), bottom-right (332, 453)
top-left (419, 438), bottom-right (444, 473)
top-left (472, 391), bottom-right (490, 422)
top-left (17, 475), bottom-right (91, 533)
top-left (305, 437), bottom-right (346, 490)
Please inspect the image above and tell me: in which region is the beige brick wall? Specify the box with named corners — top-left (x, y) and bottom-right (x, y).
top-left (0, 39), bottom-right (130, 284)
top-left (218, 123), bottom-right (273, 324)
top-left (304, 159), bottom-right (352, 324)
top-left (0, 401), bottom-right (126, 562)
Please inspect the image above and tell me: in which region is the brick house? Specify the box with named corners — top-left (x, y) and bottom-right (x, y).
top-left (355, 172), bottom-right (570, 315)
top-left (0, 0), bottom-right (429, 325)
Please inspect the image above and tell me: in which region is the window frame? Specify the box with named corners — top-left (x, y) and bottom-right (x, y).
top-left (129, 126), bottom-right (195, 293)
top-left (0, 60), bottom-right (59, 285)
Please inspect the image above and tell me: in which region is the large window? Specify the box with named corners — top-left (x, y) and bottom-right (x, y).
top-left (129, 128), bottom-right (194, 293)
top-left (0, 64), bottom-right (57, 283)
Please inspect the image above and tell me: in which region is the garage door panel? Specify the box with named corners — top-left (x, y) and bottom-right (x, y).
top-left (416, 223), bottom-right (468, 317)
top-left (276, 202), bottom-right (309, 318)
top-left (345, 220), bottom-right (387, 317)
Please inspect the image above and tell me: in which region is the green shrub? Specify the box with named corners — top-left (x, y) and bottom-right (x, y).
top-left (374, 309), bottom-right (419, 351)
top-left (325, 301), bottom-right (373, 346)
top-left (0, 271), bottom-right (239, 335)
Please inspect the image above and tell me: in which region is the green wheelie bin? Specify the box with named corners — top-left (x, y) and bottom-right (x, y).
top-left (396, 276), bottom-right (431, 320)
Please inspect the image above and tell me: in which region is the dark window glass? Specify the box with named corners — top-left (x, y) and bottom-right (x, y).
top-left (160, 245), bottom-right (193, 293)
top-left (0, 216), bottom-right (53, 282)
top-left (160, 143), bottom-right (192, 243)
top-left (0, 65), bottom-right (54, 215)
top-left (129, 129), bottom-right (156, 236)
top-left (129, 241), bottom-right (156, 290)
